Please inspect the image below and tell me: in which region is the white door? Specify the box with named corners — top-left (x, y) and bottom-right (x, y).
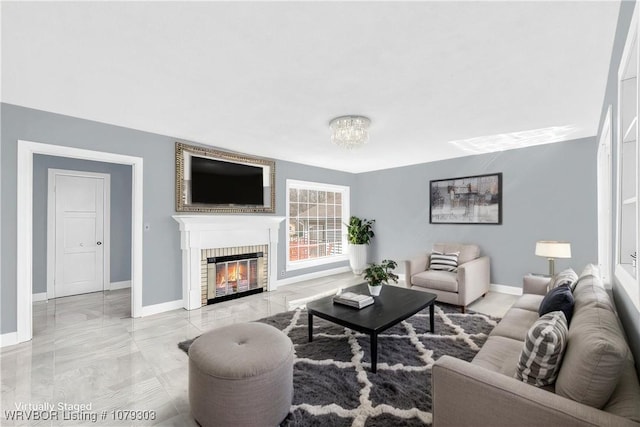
top-left (53, 172), bottom-right (109, 298)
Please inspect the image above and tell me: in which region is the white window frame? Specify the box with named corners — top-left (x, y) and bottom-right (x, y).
top-left (615, 6), bottom-right (640, 310)
top-left (285, 179), bottom-right (350, 271)
top-left (597, 105), bottom-right (613, 287)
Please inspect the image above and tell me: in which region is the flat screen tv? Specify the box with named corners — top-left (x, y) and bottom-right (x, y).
top-left (176, 142), bottom-right (276, 214)
top-left (191, 156), bottom-right (264, 205)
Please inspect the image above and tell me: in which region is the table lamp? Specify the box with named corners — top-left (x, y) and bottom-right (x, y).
top-left (535, 241), bottom-right (571, 276)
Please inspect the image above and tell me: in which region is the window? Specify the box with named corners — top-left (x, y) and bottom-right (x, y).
top-left (286, 180), bottom-right (349, 270)
top-left (616, 7), bottom-right (640, 310)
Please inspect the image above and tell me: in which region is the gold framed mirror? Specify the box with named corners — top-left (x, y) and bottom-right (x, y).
top-left (175, 142), bottom-right (276, 213)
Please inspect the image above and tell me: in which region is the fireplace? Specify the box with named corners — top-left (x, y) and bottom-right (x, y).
top-left (173, 215), bottom-right (285, 311)
top-left (207, 252), bottom-right (265, 303)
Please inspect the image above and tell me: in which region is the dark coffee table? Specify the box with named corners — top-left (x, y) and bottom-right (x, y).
top-left (306, 283), bottom-right (437, 373)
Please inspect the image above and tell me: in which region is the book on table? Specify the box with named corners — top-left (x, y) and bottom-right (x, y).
top-left (333, 292), bottom-right (374, 309)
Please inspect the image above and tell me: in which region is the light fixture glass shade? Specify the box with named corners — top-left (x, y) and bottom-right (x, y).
top-left (329, 116), bottom-right (370, 149)
top-left (535, 241), bottom-right (572, 258)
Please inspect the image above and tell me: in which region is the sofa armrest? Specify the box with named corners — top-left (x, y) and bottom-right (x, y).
top-left (457, 256), bottom-right (490, 305)
top-left (403, 254), bottom-right (430, 286)
top-left (432, 355), bottom-right (638, 427)
top-left (523, 275), bottom-right (551, 295)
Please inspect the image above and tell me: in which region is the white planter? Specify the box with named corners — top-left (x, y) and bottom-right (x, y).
top-left (368, 284), bottom-right (382, 296)
top-left (348, 244), bottom-right (368, 275)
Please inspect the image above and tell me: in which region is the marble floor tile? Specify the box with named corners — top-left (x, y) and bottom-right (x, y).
top-left (1, 272), bottom-right (514, 426)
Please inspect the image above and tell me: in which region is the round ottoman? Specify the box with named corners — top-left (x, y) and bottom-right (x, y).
top-left (188, 322), bottom-right (294, 427)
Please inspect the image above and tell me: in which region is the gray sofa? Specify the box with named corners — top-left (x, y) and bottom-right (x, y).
top-left (432, 264), bottom-right (640, 427)
top-left (404, 243), bottom-right (490, 313)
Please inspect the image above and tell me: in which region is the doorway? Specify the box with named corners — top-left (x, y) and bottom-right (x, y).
top-left (16, 140), bottom-right (143, 344)
top-left (47, 169), bottom-right (111, 299)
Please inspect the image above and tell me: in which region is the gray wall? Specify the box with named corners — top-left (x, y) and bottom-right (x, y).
top-left (595, 0), bottom-right (640, 376)
top-left (1, 102), bottom-right (181, 335)
top-left (1, 103), bottom-right (356, 334)
top-left (32, 155), bottom-right (132, 294)
top-left (355, 137), bottom-right (598, 287)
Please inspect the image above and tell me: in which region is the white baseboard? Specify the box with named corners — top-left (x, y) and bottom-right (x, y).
top-left (1, 332), bottom-right (18, 348)
top-left (490, 283), bottom-right (523, 296)
top-left (140, 299), bottom-right (184, 317)
top-left (109, 280), bottom-right (131, 290)
top-left (273, 266), bottom-right (351, 289)
top-left (32, 292), bottom-right (47, 302)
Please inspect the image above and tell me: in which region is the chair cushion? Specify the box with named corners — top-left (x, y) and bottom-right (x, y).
top-left (514, 311), bottom-right (568, 387)
top-left (539, 284), bottom-right (574, 324)
top-left (432, 243), bottom-right (480, 265)
top-left (429, 250), bottom-right (459, 272)
top-left (411, 270), bottom-right (458, 293)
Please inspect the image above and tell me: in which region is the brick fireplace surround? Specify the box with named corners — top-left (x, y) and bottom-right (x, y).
top-left (173, 215), bottom-right (285, 310)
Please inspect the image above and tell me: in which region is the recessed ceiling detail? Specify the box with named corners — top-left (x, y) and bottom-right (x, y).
top-left (448, 125), bottom-right (581, 155)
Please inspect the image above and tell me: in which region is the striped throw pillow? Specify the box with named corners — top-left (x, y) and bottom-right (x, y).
top-left (550, 268), bottom-right (578, 292)
top-left (515, 311), bottom-right (568, 387)
top-left (429, 250), bottom-right (460, 272)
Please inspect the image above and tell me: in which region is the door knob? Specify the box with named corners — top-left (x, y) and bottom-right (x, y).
top-left (97, 241), bottom-right (102, 245)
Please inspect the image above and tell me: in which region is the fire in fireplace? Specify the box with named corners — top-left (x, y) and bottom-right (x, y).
top-left (206, 252), bottom-right (265, 304)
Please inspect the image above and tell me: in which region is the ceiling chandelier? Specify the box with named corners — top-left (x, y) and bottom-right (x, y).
top-left (329, 115), bottom-right (371, 149)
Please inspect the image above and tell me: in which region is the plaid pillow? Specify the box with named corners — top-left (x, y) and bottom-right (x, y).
top-left (429, 250), bottom-right (460, 272)
top-left (515, 311), bottom-right (569, 387)
top-left (550, 268), bottom-right (578, 292)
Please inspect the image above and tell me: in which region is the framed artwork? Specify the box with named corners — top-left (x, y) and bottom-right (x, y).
top-left (429, 173), bottom-right (502, 224)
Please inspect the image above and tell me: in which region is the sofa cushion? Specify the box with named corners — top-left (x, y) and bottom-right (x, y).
top-left (490, 308), bottom-right (540, 342)
top-left (512, 294), bottom-right (544, 313)
top-left (432, 243), bottom-right (479, 265)
top-left (411, 270), bottom-right (458, 293)
top-left (549, 268), bottom-right (578, 291)
top-left (555, 305), bottom-right (629, 409)
top-left (472, 335), bottom-right (523, 376)
top-left (539, 284), bottom-right (574, 324)
top-left (578, 263), bottom-right (600, 280)
top-left (429, 250), bottom-right (459, 272)
top-left (514, 311), bottom-right (568, 387)
top-left (603, 356), bottom-right (640, 422)
top-left (572, 272), bottom-right (615, 313)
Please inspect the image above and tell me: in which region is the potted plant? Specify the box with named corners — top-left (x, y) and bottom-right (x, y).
top-left (363, 259), bottom-right (399, 296)
top-left (346, 216), bottom-right (375, 274)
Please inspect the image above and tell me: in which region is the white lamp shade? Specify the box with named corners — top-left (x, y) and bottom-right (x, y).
top-left (535, 241), bottom-right (572, 258)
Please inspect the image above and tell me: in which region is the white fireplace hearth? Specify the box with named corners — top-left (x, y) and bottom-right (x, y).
top-left (173, 215), bottom-right (285, 310)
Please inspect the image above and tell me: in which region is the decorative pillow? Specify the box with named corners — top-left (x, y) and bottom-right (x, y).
top-left (539, 284), bottom-right (575, 324)
top-left (429, 250), bottom-right (459, 272)
top-left (550, 268), bottom-right (578, 292)
top-left (515, 311), bottom-right (568, 387)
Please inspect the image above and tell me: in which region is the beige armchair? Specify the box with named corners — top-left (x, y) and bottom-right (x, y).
top-left (404, 243), bottom-right (490, 313)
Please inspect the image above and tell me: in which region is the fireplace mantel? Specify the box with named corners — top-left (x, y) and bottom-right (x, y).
top-left (173, 215), bottom-right (285, 310)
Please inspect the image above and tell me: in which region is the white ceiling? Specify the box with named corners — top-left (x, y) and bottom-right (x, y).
top-left (1, 1), bottom-right (621, 173)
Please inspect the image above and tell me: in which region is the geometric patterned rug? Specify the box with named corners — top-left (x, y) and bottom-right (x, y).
top-left (179, 304), bottom-right (499, 427)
